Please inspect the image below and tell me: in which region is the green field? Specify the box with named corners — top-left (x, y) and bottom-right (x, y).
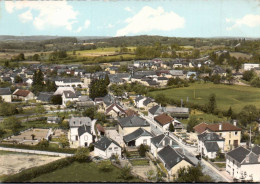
top-left (67, 47), bottom-right (136, 56)
top-left (130, 159), bottom-right (150, 166)
top-left (30, 161), bottom-right (142, 182)
top-left (149, 83), bottom-right (260, 112)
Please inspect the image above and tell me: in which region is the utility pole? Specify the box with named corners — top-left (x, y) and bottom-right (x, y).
top-left (249, 126), bottom-right (252, 149)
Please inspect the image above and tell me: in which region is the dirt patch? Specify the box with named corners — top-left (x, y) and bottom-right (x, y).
top-left (0, 152), bottom-right (61, 175)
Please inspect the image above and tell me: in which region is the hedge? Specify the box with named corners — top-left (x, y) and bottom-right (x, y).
top-left (0, 143), bottom-right (77, 154)
top-left (3, 156), bottom-right (76, 182)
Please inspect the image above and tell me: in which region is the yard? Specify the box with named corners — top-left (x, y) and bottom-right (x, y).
top-left (30, 161), bottom-right (142, 182)
top-left (149, 82), bottom-right (260, 112)
top-left (130, 159), bottom-right (150, 166)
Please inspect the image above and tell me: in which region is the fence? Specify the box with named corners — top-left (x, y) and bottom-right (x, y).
top-left (0, 146), bottom-right (73, 157)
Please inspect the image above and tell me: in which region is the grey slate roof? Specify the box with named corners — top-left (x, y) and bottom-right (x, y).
top-left (63, 91), bottom-right (77, 98)
top-left (226, 146), bottom-right (250, 163)
top-left (118, 115), bottom-right (150, 128)
top-left (135, 95), bottom-right (145, 102)
top-left (78, 124), bottom-right (91, 137)
top-left (47, 116), bottom-right (61, 122)
top-left (123, 128), bottom-right (152, 143)
top-left (0, 88), bottom-right (11, 95)
top-left (198, 132), bottom-right (224, 142)
top-left (69, 117), bottom-right (92, 127)
top-left (37, 92), bottom-right (53, 102)
top-left (151, 134), bottom-right (179, 148)
top-left (204, 142), bottom-right (219, 152)
top-left (94, 136), bottom-right (121, 151)
top-left (158, 145), bottom-right (194, 171)
top-left (143, 97), bottom-right (153, 106)
top-left (252, 145), bottom-right (260, 155)
top-left (149, 105), bottom-right (166, 115)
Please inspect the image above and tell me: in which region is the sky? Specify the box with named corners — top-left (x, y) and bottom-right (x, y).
top-left (0, 0), bottom-right (259, 38)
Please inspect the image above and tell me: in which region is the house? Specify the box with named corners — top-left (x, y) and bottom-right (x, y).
top-left (154, 113), bottom-right (174, 132)
top-left (243, 63), bottom-right (259, 71)
top-left (193, 122), bottom-right (242, 151)
top-left (61, 90), bottom-right (79, 106)
top-left (226, 145), bottom-right (260, 182)
top-left (69, 117), bottom-right (96, 148)
top-left (94, 136), bottom-right (122, 159)
top-left (150, 133), bottom-right (179, 158)
top-left (186, 71), bottom-right (197, 79)
top-left (54, 87), bottom-right (75, 96)
top-left (0, 88), bottom-right (12, 102)
top-left (12, 89), bottom-right (35, 101)
top-left (157, 145), bottom-right (195, 179)
top-left (134, 95), bottom-right (146, 108)
top-left (123, 128), bottom-right (153, 147)
top-left (142, 97), bottom-right (157, 111)
top-left (166, 107), bottom-right (189, 119)
top-left (118, 115), bottom-right (151, 136)
top-left (47, 116), bottom-right (61, 124)
top-left (148, 105), bottom-right (166, 119)
top-left (197, 132), bottom-right (225, 159)
top-left (105, 103), bottom-right (126, 118)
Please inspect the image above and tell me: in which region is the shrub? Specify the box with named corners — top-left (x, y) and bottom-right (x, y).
top-left (3, 157), bottom-right (76, 182)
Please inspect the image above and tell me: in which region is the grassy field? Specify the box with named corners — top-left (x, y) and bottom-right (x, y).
top-left (130, 159), bottom-right (150, 166)
top-left (30, 161), bottom-right (142, 182)
top-left (149, 82), bottom-right (260, 112)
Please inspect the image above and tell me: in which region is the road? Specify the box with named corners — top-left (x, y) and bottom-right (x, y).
top-left (122, 102), bottom-right (229, 182)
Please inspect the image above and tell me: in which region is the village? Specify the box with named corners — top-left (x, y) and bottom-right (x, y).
top-left (1, 53), bottom-right (260, 182)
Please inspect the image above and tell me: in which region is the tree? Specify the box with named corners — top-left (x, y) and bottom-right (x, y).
top-left (187, 116), bottom-right (199, 132)
top-left (176, 164), bottom-right (213, 182)
top-left (138, 144), bottom-right (148, 157)
top-left (242, 70), bottom-right (255, 82)
top-left (74, 147), bottom-right (90, 162)
top-left (98, 160), bottom-right (113, 172)
top-left (207, 93), bottom-right (217, 113)
top-left (250, 77), bottom-right (260, 88)
top-left (0, 128), bottom-right (6, 138)
top-left (238, 105), bottom-right (259, 127)
top-left (226, 106), bottom-right (233, 117)
top-left (3, 116), bottom-right (22, 135)
top-left (51, 95), bottom-right (62, 105)
top-left (155, 93), bottom-right (167, 107)
top-left (82, 107), bottom-right (96, 119)
top-left (32, 69), bottom-right (44, 93)
top-left (104, 74), bottom-right (110, 86)
top-left (119, 165), bottom-right (133, 180)
top-left (32, 54), bottom-right (40, 61)
top-left (169, 123), bottom-right (175, 132)
top-left (37, 139), bottom-right (49, 148)
top-left (14, 75), bottom-right (23, 83)
top-left (89, 79), bottom-right (108, 100)
top-left (58, 134), bottom-right (69, 148)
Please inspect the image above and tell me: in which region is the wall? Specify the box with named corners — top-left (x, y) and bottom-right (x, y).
top-left (1, 94), bottom-right (12, 102)
top-left (135, 135), bottom-right (152, 147)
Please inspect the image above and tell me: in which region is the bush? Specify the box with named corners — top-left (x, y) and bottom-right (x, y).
top-left (138, 144), bottom-right (148, 157)
top-left (0, 143), bottom-right (76, 154)
top-left (98, 161), bottom-right (113, 172)
top-left (3, 157), bottom-right (76, 182)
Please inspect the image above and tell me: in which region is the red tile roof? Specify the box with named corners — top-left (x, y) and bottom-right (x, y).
top-left (193, 122), bottom-right (242, 134)
top-left (13, 89), bottom-right (31, 97)
top-left (154, 113), bottom-right (174, 126)
top-left (96, 123), bottom-right (105, 133)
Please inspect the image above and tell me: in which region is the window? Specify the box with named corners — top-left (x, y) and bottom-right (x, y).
top-left (109, 148), bottom-right (112, 151)
top-left (76, 136), bottom-right (78, 141)
top-left (229, 140), bottom-right (231, 145)
top-left (84, 135), bottom-right (88, 141)
top-left (114, 147), bottom-right (118, 151)
top-left (219, 133), bottom-right (222, 137)
top-left (234, 131), bottom-right (238, 135)
top-left (143, 139), bottom-right (147, 145)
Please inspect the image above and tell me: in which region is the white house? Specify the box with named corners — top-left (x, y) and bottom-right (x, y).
top-left (243, 63), bottom-right (259, 71)
top-left (197, 132), bottom-right (225, 159)
top-left (226, 145), bottom-right (260, 182)
top-left (69, 117), bottom-right (96, 148)
top-left (123, 128), bottom-right (153, 147)
top-left (94, 136), bottom-right (122, 159)
top-left (54, 87), bottom-right (75, 96)
top-left (12, 89), bottom-right (35, 101)
top-left (150, 133), bottom-right (179, 158)
top-left (154, 113), bottom-right (175, 132)
top-left (62, 90), bottom-right (79, 106)
top-left (134, 95), bottom-right (146, 108)
top-left (0, 88), bottom-right (12, 102)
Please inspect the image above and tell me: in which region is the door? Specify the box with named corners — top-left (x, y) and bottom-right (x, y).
top-left (233, 140), bottom-right (238, 148)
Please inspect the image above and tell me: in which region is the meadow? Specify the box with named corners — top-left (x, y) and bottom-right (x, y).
top-left (30, 161), bottom-right (142, 182)
top-left (149, 82), bottom-right (260, 112)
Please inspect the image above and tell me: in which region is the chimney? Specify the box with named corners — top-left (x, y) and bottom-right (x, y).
top-left (219, 124), bottom-right (222, 130)
top-left (233, 120), bottom-right (237, 126)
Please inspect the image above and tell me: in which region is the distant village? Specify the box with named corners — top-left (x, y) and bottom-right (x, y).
top-left (1, 54), bottom-right (260, 182)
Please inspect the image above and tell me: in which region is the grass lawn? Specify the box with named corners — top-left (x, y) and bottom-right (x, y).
top-left (149, 82), bottom-right (260, 112)
top-left (214, 163), bottom-right (226, 168)
top-left (68, 47), bottom-right (136, 56)
top-left (30, 161), bottom-right (142, 182)
top-left (130, 159), bottom-right (150, 166)
top-left (181, 109), bottom-right (228, 125)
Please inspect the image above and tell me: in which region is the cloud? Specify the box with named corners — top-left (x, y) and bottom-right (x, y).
top-left (107, 24), bottom-right (114, 28)
top-left (116, 6), bottom-right (185, 36)
top-left (84, 20), bottom-right (90, 29)
top-left (19, 10), bottom-right (33, 23)
top-left (226, 14), bottom-right (260, 30)
top-left (75, 27), bottom-right (82, 33)
top-left (5, 1), bottom-right (78, 31)
top-left (125, 7), bottom-right (133, 12)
